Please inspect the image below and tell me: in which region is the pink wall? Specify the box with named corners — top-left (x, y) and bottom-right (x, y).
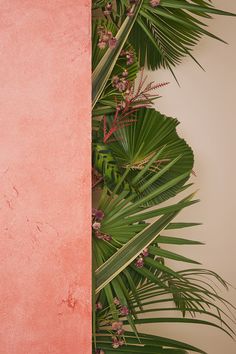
top-left (0, 1), bottom-right (91, 353)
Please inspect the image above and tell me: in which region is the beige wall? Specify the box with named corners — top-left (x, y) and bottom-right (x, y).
top-left (145, 1), bottom-right (236, 353)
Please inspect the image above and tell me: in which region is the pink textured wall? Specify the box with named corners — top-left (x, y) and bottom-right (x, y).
top-left (0, 1), bottom-right (91, 353)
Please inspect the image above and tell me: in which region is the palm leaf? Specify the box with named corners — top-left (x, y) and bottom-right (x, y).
top-left (94, 330), bottom-right (206, 353)
top-left (128, 0), bottom-right (235, 70)
top-left (92, 19), bottom-right (139, 115)
top-left (95, 190), bottom-right (193, 293)
top-left (92, 0), bottom-right (144, 107)
top-left (105, 108), bottom-right (194, 204)
top-left (93, 0), bottom-right (235, 71)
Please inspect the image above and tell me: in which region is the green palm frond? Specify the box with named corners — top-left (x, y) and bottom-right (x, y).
top-left (93, 143), bottom-right (132, 191)
top-left (95, 265), bottom-right (235, 352)
top-left (92, 1), bottom-right (143, 108)
top-left (92, 2), bottom-right (236, 353)
top-left (104, 108), bottom-right (194, 204)
top-left (94, 330), bottom-right (206, 353)
top-left (94, 169), bottom-right (197, 295)
top-left (92, 19), bottom-right (139, 114)
top-left (93, 0), bottom-right (235, 72)
top-left (129, 0), bottom-right (235, 70)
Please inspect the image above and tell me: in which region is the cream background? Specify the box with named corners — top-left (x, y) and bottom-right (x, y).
top-left (144, 1), bottom-right (236, 353)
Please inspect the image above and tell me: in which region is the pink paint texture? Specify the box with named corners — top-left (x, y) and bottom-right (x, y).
top-left (0, 1), bottom-right (91, 353)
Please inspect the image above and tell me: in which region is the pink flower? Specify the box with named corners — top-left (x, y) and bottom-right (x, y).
top-left (113, 297), bottom-right (121, 306)
top-left (93, 221), bottom-right (101, 230)
top-left (120, 49), bottom-right (135, 65)
top-left (117, 328), bottom-right (125, 335)
top-left (142, 247), bottom-right (149, 257)
top-left (150, 0), bottom-right (160, 7)
top-left (112, 75), bottom-right (129, 92)
top-left (104, 2), bottom-right (112, 16)
top-left (118, 339), bottom-right (124, 346)
top-left (96, 302), bottom-right (103, 310)
top-left (92, 208), bottom-right (97, 216)
top-left (112, 337), bottom-right (120, 349)
top-left (112, 321), bottom-right (123, 331)
top-left (106, 2), bottom-right (112, 11)
top-left (112, 75), bottom-right (120, 85)
top-left (97, 26), bottom-right (115, 50)
top-left (127, 56), bottom-right (134, 65)
top-left (135, 257), bottom-right (144, 268)
top-left (103, 234), bottom-right (112, 241)
top-left (101, 32), bottom-right (111, 42)
top-left (120, 305), bottom-right (129, 316)
top-left (96, 350), bottom-right (105, 354)
top-left (95, 230), bottom-right (112, 242)
top-left (103, 10), bottom-right (111, 16)
top-left (127, 8), bottom-right (134, 16)
top-left (109, 37), bottom-right (117, 49)
top-left (98, 41), bottom-right (107, 49)
top-left (117, 101), bottom-right (126, 111)
top-left (116, 80), bottom-right (128, 92)
top-left (95, 231), bottom-right (103, 239)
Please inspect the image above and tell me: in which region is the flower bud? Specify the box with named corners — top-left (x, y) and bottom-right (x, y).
top-left (96, 302), bottom-right (103, 310)
top-left (150, 0), bottom-right (160, 7)
top-left (113, 297), bottom-right (121, 306)
top-left (135, 257), bottom-right (144, 268)
top-left (142, 247), bottom-right (149, 257)
top-left (120, 305), bottom-right (129, 316)
top-left (93, 222), bottom-right (101, 230)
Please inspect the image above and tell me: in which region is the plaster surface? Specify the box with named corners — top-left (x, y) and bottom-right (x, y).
top-left (0, 1), bottom-right (91, 353)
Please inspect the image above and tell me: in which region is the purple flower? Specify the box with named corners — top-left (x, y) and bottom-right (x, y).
top-left (92, 208), bottom-right (97, 216)
top-left (126, 52), bottom-right (134, 65)
top-left (135, 257), bottom-right (144, 268)
top-left (127, 56), bottom-right (134, 65)
top-left (116, 80), bottom-right (128, 92)
top-left (120, 305), bottom-right (129, 316)
top-left (95, 209), bottom-right (105, 221)
top-left (97, 27), bottom-right (115, 50)
top-left (120, 49), bottom-right (134, 65)
top-left (112, 75), bottom-right (129, 92)
top-left (112, 75), bottom-right (120, 85)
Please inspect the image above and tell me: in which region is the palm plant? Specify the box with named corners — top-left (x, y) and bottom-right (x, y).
top-left (92, 1), bottom-right (235, 353)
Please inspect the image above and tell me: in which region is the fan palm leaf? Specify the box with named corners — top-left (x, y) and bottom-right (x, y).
top-left (98, 108), bottom-right (194, 204)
